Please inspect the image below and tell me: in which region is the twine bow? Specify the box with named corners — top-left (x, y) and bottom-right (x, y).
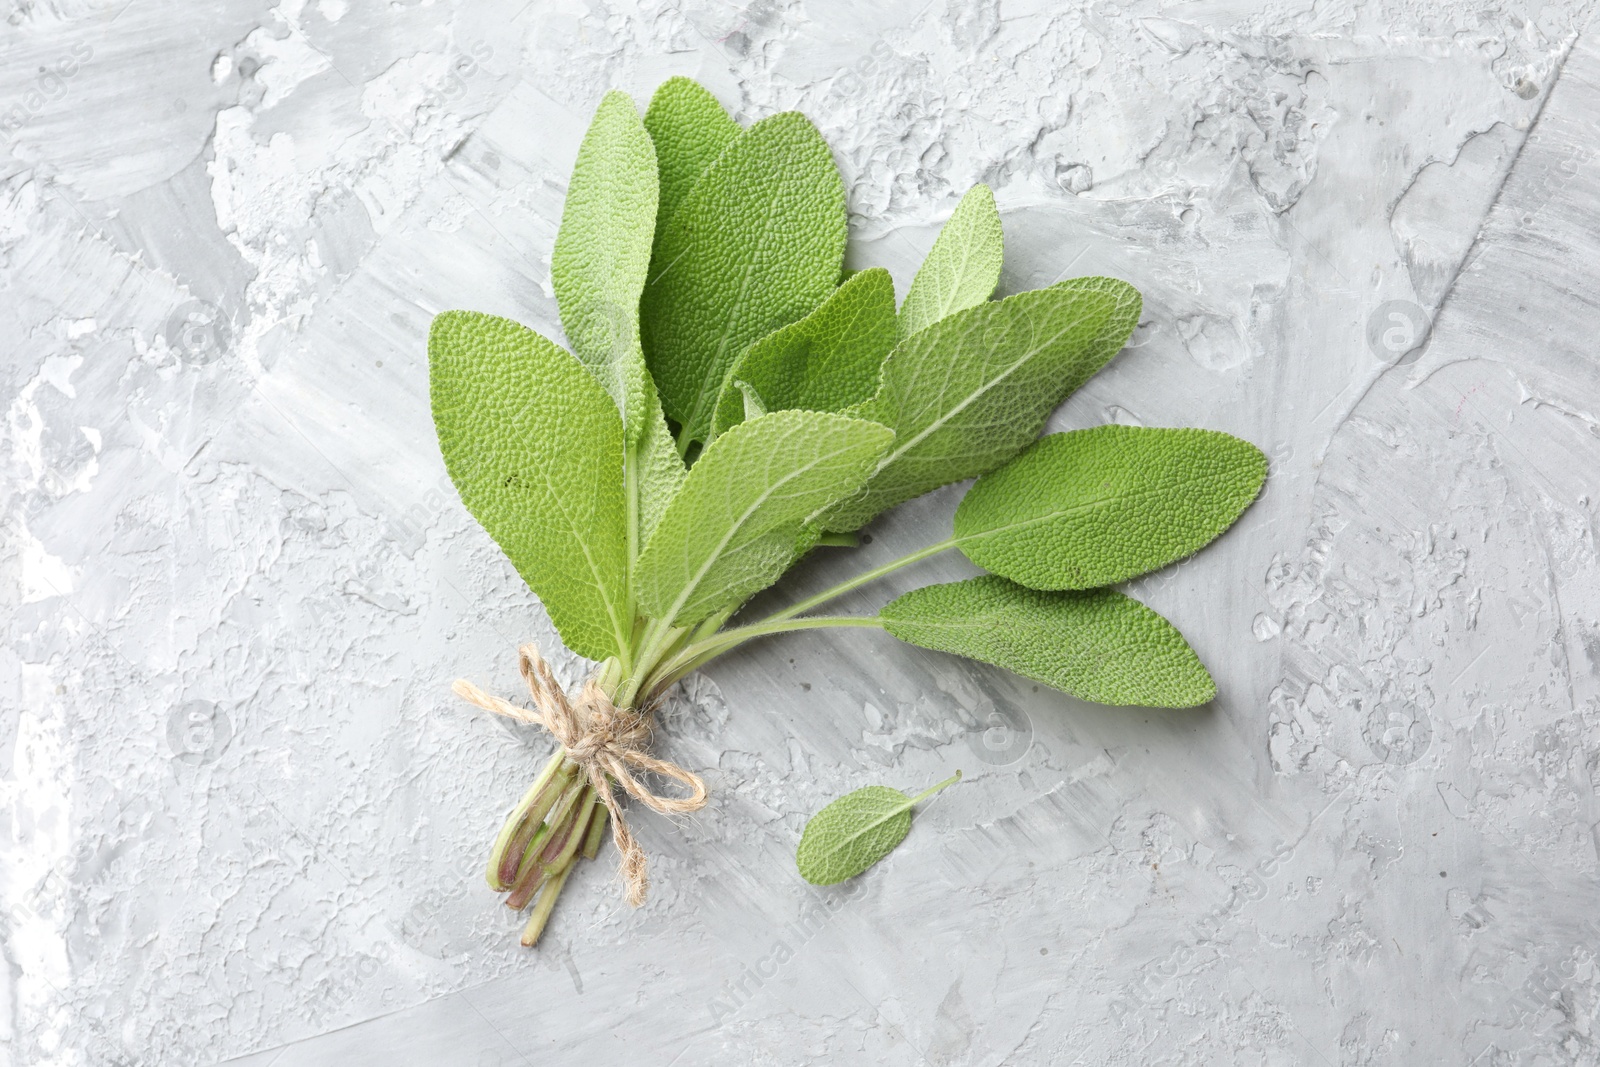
top-left (452, 645), bottom-right (708, 906)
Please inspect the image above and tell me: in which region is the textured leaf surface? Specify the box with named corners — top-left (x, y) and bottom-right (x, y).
top-left (635, 410), bottom-right (893, 626)
top-left (641, 111), bottom-right (847, 445)
top-left (795, 773), bottom-right (961, 886)
top-left (637, 385), bottom-right (687, 548)
top-left (643, 76), bottom-right (741, 241)
top-left (955, 426), bottom-right (1267, 589)
top-left (550, 90), bottom-right (657, 441)
top-left (880, 576), bottom-right (1215, 707)
top-left (711, 267), bottom-right (897, 437)
top-left (820, 277), bottom-right (1142, 532)
top-left (898, 184), bottom-right (1004, 339)
top-left (429, 311), bottom-right (629, 661)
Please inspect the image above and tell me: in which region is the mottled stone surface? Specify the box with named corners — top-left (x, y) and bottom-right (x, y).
top-left (4, 2), bottom-right (1600, 1064)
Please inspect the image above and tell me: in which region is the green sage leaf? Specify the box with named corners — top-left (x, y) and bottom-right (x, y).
top-left (637, 389), bottom-right (687, 549)
top-left (635, 410), bottom-right (893, 626)
top-left (898, 184), bottom-right (1004, 339)
top-left (710, 266), bottom-right (898, 438)
top-left (429, 311), bottom-right (630, 662)
top-left (819, 277), bottom-right (1142, 532)
top-left (550, 90), bottom-right (657, 443)
top-left (954, 426), bottom-right (1267, 589)
top-left (796, 771), bottom-right (962, 886)
top-left (641, 111), bottom-right (847, 447)
top-left (880, 575), bottom-right (1215, 707)
top-left (643, 76), bottom-right (741, 242)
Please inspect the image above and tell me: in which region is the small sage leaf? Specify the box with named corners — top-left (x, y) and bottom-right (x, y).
top-left (898, 183), bottom-right (1004, 339)
top-left (796, 771), bottom-right (962, 885)
top-left (710, 266), bottom-right (898, 438)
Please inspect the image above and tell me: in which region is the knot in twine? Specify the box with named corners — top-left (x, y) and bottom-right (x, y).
top-left (452, 645), bottom-right (708, 906)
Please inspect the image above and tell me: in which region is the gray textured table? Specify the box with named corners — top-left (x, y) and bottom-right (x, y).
top-left (4, 2), bottom-right (1600, 1065)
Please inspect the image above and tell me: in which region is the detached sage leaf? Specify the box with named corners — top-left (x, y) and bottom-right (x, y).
top-left (711, 266), bottom-right (897, 438)
top-left (551, 90), bottom-right (657, 443)
top-left (880, 575), bottom-right (1215, 707)
top-left (898, 184), bottom-right (1004, 339)
top-left (796, 771), bottom-right (962, 886)
top-left (635, 410), bottom-right (893, 626)
top-left (820, 277), bottom-right (1142, 532)
top-left (641, 111), bottom-right (847, 446)
top-left (429, 311), bottom-right (630, 662)
top-left (955, 426), bottom-right (1267, 589)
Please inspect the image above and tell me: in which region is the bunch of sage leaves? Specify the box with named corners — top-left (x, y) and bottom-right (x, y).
top-left (429, 78), bottom-right (1266, 939)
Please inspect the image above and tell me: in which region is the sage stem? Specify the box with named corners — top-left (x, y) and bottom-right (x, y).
top-left (521, 860), bottom-right (576, 947)
top-left (581, 800), bottom-right (609, 860)
top-left (542, 786), bottom-right (598, 875)
top-left (646, 615), bottom-right (884, 698)
top-left (909, 769), bottom-right (963, 805)
top-left (762, 537), bottom-right (956, 624)
top-left (486, 751), bottom-right (570, 890)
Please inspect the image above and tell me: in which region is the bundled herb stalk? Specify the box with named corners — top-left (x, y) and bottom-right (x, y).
top-left (429, 78), bottom-right (1266, 945)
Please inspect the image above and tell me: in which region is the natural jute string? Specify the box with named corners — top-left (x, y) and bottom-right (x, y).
top-left (452, 645), bottom-right (708, 906)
